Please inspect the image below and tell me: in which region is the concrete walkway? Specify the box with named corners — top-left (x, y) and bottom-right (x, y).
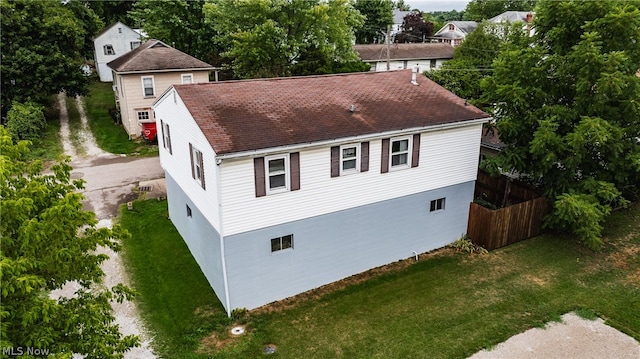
top-left (469, 312), bottom-right (640, 359)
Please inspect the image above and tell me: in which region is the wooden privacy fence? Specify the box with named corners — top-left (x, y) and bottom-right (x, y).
top-left (467, 196), bottom-right (550, 251)
top-left (475, 169), bottom-right (541, 207)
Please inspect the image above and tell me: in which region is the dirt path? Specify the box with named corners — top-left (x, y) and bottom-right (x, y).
top-left (54, 93), bottom-right (157, 358)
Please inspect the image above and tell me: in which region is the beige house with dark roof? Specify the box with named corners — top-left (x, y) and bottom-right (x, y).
top-left (354, 43), bottom-right (454, 72)
top-left (107, 40), bottom-right (215, 138)
top-left (152, 70), bottom-right (491, 314)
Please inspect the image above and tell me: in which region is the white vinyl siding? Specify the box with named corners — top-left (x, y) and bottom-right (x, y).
top-left (219, 124), bottom-right (482, 235)
top-left (153, 90), bottom-right (221, 230)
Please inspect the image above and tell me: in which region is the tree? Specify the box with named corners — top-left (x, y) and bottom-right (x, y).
top-left (395, 12), bottom-right (434, 43)
top-left (1, 0), bottom-right (91, 116)
top-left (482, 0), bottom-right (640, 248)
top-left (0, 127), bottom-right (139, 357)
top-left (88, 0), bottom-right (138, 26)
top-left (64, 0), bottom-right (105, 60)
top-left (394, 0), bottom-right (410, 11)
top-left (204, 0), bottom-right (365, 78)
top-left (425, 21), bottom-right (527, 107)
top-left (464, 0), bottom-right (537, 21)
top-left (129, 0), bottom-right (220, 66)
top-left (354, 0), bottom-right (394, 44)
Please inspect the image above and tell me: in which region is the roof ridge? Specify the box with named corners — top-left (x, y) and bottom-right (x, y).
top-left (176, 70), bottom-right (409, 86)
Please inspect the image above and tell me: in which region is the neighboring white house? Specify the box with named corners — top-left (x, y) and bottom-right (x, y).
top-left (432, 21), bottom-right (478, 47)
top-left (354, 43), bottom-right (454, 72)
top-left (392, 9), bottom-right (411, 35)
top-left (107, 40), bottom-right (215, 138)
top-left (152, 70), bottom-right (491, 315)
top-left (93, 22), bottom-right (144, 82)
top-left (489, 11), bottom-right (535, 36)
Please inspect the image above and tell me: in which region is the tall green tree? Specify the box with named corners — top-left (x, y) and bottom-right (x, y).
top-left (464, 0), bottom-right (537, 21)
top-left (354, 0), bottom-right (394, 44)
top-left (64, 0), bottom-right (105, 60)
top-left (88, 0), bottom-right (138, 26)
top-left (129, 0), bottom-right (219, 65)
top-left (203, 0), bottom-right (365, 78)
top-left (0, 127), bottom-right (139, 356)
top-left (483, 0), bottom-right (640, 248)
top-left (1, 0), bottom-right (91, 116)
top-left (426, 21), bottom-right (527, 107)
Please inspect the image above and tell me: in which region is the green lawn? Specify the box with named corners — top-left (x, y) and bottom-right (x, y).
top-left (84, 81), bottom-right (158, 156)
top-left (119, 200), bottom-right (640, 358)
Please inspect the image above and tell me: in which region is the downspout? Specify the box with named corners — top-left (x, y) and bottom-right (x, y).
top-left (215, 157), bottom-right (232, 316)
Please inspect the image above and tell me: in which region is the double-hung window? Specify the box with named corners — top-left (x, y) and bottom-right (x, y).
top-left (189, 143), bottom-right (205, 189)
top-left (266, 155), bottom-right (289, 194)
top-left (391, 137), bottom-right (410, 168)
top-left (181, 74), bottom-right (193, 84)
top-left (340, 144), bottom-right (359, 174)
top-left (130, 41), bottom-right (141, 50)
top-left (104, 44), bottom-right (115, 55)
top-left (160, 120), bottom-right (172, 154)
top-left (142, 76), bottom-right (155, 97)
top-left (381, 134), bottom-right (420, 173)
top-left (254, 153), bottom-right (300, 197)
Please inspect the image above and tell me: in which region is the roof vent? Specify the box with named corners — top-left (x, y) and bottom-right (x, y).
top-left (411, 65), bottom-right (420, 86)
top-left (349, 104), bottom-right (355, 113)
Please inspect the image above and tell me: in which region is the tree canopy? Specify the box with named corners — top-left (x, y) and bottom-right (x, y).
top-left (395, 11), bottom-right (434, 43)
top-left (483, 0), bottom-right (640, 248)
top-left (203, 0), bottom-right (366, 78)
top-left (0, 127), bottom-right (139, 356)
top-left (1, 0), bottom-right (92, 116)
top-left (354, 0), bottom-right (394, 44)
top-left (129, 0), bottom-right (220, 66)
top-left (464, 0), bottom-right (537, 21)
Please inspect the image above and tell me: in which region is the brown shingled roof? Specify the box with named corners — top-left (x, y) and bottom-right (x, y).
top-left (173, 70), bottom-right (488, 155)
top-left (354, 43), bottom-right (454, 62)
top-left (107, 39), bottom-right (214, 73)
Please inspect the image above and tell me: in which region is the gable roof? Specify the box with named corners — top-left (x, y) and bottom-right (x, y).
top-left (93, 22), bottom-right (141, 40)
top-left (354, 43), bottom-right (454, 62)
top-left (107, 39), bottom-right (214, 73)
top-left (169, 70), bottom-right (489, 155)
top-left (434, 21), bottom-right (478, 37)
top-left (489, 11), bottom-right (533, 23)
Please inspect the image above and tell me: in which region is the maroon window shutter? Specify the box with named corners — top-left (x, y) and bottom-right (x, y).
top-left (189, 143), bottom-right (195, 179)
top-left (166, 123), bottom-right (172, 154)
top-left (330, 146), bottom-right (340, 177)
top-left (254, 157), bottom-right (266, 197)
top-left (199, 151), bottom-right (206, 190)
top-left (160, 120), bottom-right (165, 148)
top-left (381, 138), bottom-right (390, 173)
top-left (360, 141), bottom-right (369, 172)
top-left (411, 133), bottom-right (421, 168)
top-left (290, 152), bottom-right (300, 191)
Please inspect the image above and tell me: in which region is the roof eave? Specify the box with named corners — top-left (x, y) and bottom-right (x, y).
top-left (216, 117), bottom-right (492, 161)
top-left (111, 67), bottom-right (221, 75)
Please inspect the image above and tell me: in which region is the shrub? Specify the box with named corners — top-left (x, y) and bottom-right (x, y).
top-left (448, 235), bottom-right (488, 254)
top-left (5, 101), bottom-right (46, 141)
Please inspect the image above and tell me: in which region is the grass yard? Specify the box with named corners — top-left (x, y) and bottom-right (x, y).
top-left (119, 200), bottom-right (640, 358)
top-left (84, 81), bottom-right (158, 156)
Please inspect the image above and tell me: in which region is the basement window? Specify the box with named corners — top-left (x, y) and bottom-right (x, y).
top-left (271, 234), bottom-right (293, 252)
top-left (430, 198), bottom-right (446, 212)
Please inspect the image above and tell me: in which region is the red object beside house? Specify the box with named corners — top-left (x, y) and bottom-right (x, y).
top-left (140, 122), bottom-right (157, 143)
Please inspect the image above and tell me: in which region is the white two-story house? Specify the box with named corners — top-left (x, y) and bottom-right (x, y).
top-left (152, 70), bottom-right (490, 315)
top-left (93, 22), bottom-right (144, 82)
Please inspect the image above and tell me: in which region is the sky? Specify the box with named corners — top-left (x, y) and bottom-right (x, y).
top-left (407, 0), bottom-right (470, 12)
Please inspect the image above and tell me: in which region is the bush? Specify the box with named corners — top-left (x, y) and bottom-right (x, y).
top-left (5, 101), bottom-right (46, 141)
top-left (448, 235), bottom-right (488, 254)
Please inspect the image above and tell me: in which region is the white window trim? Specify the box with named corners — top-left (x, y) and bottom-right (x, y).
top-left (141, 76), bottom-right (155, 98)
top-left (163, 122), bottom-right (171, 151)
top-left (130, 41), bottom-right (141, 50)
top-left (181, 73), bottom-right (194, 84)
top-left (192, 146), bottom-right (203, 185)
top-left (340, 143), bottom-right (360, 175)
top-left (430, 198), bottom-right (446, 212)
top-left (104, 44), bottom-right (115, 55)
top-left (389, 136), bottom-right (412, 171)
top-left (265, 154), bottom-right (289, 195)
top-left (136, 109), bottom-right (151, 122)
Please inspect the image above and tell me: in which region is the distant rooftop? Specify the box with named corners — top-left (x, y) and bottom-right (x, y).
top-left (354, 43), bottom-right (454, 62)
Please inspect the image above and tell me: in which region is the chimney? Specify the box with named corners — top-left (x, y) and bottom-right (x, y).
top-left (411, 64), bottom-right (420, 86)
